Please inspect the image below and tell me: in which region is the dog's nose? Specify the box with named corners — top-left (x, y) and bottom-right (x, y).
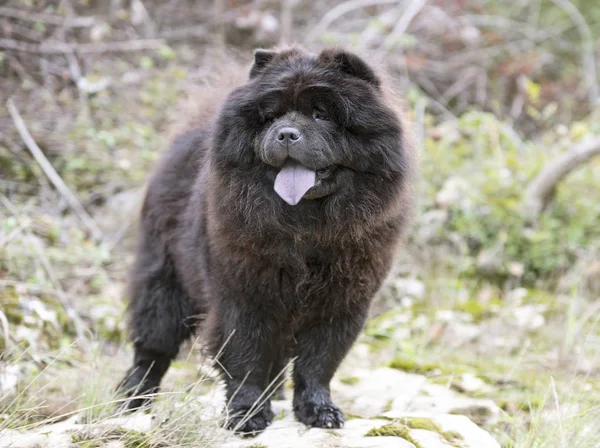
top-left (276, 127), bottom-right (302, 145)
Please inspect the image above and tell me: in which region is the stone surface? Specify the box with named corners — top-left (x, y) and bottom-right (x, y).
top-left (0, 367), bottom-right (501, 448)
top-left (410, 429), bottom-right (455, 448)
top-left (435, 414), bottom-right (501, 448)
top-left (333, 367), bottom-right (427, 418)
top-left (381, 378), bottom-right (501, 427)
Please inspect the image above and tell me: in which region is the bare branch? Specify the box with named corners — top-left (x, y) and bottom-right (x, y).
top-left (382, 0), bottom-right (427, 50)
top-left (0, 6), bottom-right (96, 27)
top-left (280, 0), bottom-right (298, 45)
top-left (308, 0), bottom-right (399, 42)
top-left (522, 137), bottom-right (600, 221)
top-left (550, 0), bottom-right (599, 106)
top-left (6, 98), bottom-right (104, 241)
top-left (0, 38), bottom-right (166, 54)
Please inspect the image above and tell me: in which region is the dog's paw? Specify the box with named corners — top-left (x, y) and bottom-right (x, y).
top-left (226, 405), bottom-right (275, 436)
top-left (116, 370), bottom-right (158, 411)
top-left (294, 401), bottom-right (345, 428)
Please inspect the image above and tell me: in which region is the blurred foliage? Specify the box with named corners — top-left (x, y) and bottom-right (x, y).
top-left (410, 94), bottom-right (600, 286)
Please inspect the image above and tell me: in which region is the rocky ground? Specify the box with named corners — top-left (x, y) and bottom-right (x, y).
top-left (1, 352), bottom-right (502, 448)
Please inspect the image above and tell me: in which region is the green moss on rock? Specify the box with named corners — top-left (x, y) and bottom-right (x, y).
top-left (365, 422), bottom-right (423, 448)
top-left (366, 418), bottom-right (464, 447)
top-left (340, 376), bottom-right (361, 385)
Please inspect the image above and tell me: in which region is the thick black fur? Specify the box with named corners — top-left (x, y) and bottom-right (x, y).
top-left (118, 46), bottom-right (413, 435)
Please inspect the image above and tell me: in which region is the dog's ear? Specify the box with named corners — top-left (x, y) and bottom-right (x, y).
top-left (249, 49), bottom-right (277, 79)
top-left (319, 49), bottom-right (380, 87)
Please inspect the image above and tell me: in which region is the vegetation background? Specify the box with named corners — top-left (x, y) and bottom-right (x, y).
top-left (1, 0), bottom-right (599, 446)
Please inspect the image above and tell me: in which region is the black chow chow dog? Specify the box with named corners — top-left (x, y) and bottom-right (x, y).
top-left (118, 46), bottom-right (414, 434)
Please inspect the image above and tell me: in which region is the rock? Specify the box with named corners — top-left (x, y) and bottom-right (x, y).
top-left (77, 76), bottom-right (111, 94)
top-left (452, 373), bottom-right (492, 394)
top-left (333, 368), bottom-right (427, 417)
top-left (0, 363), bottom-right (22, 396)
top-left (367, 412), bottom-right (500, 448)
top-left (346, 437), bottom-right (416, 447)
top-left (507, 261), bottom-right (525, 277)
top-left (104, 442), bottom-right (125, 448)
top-left (220, 419), bottom-right (334, 448)
top-left (0, 364), bottom-right (502, 448)
top-left (102, 413), bottom-right (154, 432)
top-left (583, 261), bottom-right (600, 296)
top-left (506, 287), bottom-right (529, 304)
top-left (447, 398), bottom-right (501, 426)
top-left (417, 209), bottom-right (448, 244)
top-left (410, 429), bottom-right (455, 448)
top-left (393, 278), bottom-right (426, 299)
top-left (432, 320), bottom-right (481, 347)
top-left (226, 9), bottom-right (280, 47)
top-left (461, 25), bottom-right (482, 47)
top-left (385, 381), bottom-right (501, 427)
top-left (221, 417), bottom-right (416, 448)
top-left (93, 187), bottom-right (144, 238)
top-left (0, 430), bottom-right (47, 448)
top-left (436, 176), bottom-right (471, 209)
top-left (476, 243), bottom-right (505, 277)
top-left (511, 305), bottom-right (546, 331)
top-left (435, 414), bottom-right (501, 448)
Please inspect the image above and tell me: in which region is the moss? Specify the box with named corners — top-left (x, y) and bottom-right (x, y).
top-left (403, 417), bottom-right (463, 444)
top-left (72, 436), bottom-right (105, 448)
top-left (442, 430), bottom-right (464, 443)
top-left (453, 299), bottom-right (488, 322)
top-left (344, 412), bottom-right (363, 420)
top-left (340, 376), bottom-right (361, 385)
top-left (402, 417), bottom-right (441, 432)
top-left (389, 357), bottom-right (440, 374)
top-left (72, 429), bottom-right (159, 448)
top-left (389, 355), bottom-right (469, 377)
top-left (365, 422), bottom-right (423, 448)
top-left (365, 418), bottom-right (464, 447)
top-left (122, 430), bottom-right (160, 448)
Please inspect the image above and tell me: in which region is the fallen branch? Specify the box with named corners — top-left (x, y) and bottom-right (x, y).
top-left (550, 0), bottom-right (599, 106)
top-left (382, 0), bottom-right (428, 50)
top-left (308, 0), bottom-right (399, 42)
top-left (522, 136), bottom-right (600, 221)
top-left (6, 98), bottom-right (104, 241)
top-left (0, 37), bottom-right (166, 54)
top-left (0, 6), bottom-right (96, 27)
top-left (0, 23), bottom-right (209, 54)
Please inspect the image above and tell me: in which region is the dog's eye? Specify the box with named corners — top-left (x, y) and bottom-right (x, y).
top-left (313, 107), bottom-right (329, 121)
top-left (261, 113), bottom-right (275, 124)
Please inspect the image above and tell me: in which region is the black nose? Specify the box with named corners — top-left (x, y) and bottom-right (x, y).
top-left (276, 127), bottom-right (302, 145)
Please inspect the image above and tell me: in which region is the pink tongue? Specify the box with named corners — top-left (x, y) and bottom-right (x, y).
top-left (274, 161), bottom-right (316, 206)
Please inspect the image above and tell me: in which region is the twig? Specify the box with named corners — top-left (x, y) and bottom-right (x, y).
top-left (0, 38), bottom-right (166, 54)
top-left (131, 0), bottom-right (157, 37)
top-left (280, 0), bottom-right (297, 45)
top-left (308, 0), bottom-right (399, 42)
top-left (160, 25), bottom-right (207, 40)
top-left (550, 376), bottom-right (566, 447)
top-left (440, 67), bottom-right (478, 106)
top-left (0, 310), bottom-right (9, 350)
top-left (382, 0), bottom-right (428, 50)
top-left (550, 0), bottom-right (599, 106)
top-left (0, 6), bottom-right (95, 27)
top-left (6, 98), bottom-right (103, 241)
top-left (212, 0), bottom-right (225, 46)
top-left (522, 136), bottom-right (600, 222)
